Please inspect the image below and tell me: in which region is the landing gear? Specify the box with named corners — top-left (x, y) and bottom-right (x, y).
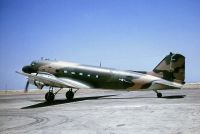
top-left (45, 87), bottom-right (62, 103)
top-left (153, 90), bottom-right (162, 98)
top-left (66, 89), bottom-right (74, 101)
top-left (45, 91), bottom-right (55, 102)
top-left (157, 92), bottom-right (162, 98)
top-left (44, 87), bottom-right (78, 102)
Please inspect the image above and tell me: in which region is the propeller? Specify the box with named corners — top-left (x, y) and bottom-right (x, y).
top-left (25, 80), bottom-right (29, 93)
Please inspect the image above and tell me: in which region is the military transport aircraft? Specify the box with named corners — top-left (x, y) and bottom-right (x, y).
top-left (17, 52), bottom-right (185, 102)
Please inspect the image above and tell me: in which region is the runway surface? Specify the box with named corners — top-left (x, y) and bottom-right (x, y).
top-left (0, 89), bottom-right (200, 134)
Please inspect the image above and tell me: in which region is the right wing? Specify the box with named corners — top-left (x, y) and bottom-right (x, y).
top-left (16, 71), bottom-right (91, 89)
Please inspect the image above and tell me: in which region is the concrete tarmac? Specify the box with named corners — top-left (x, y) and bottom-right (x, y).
top-left (0, 89), bottom-right (200, 134)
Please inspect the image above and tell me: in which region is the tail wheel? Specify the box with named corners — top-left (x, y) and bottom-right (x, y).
top-left (157, 93), bottom-right (162, 98)
top-left (45, 92), bottom-right (55, 102)
top-left (66, 91), bottom-right (74, 101)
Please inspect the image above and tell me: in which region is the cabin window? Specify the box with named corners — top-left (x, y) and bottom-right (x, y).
top-left (96, 75), bottom-right (99, 78)
top-left (87, 74), bottom-right (91, 77)
top-left (64, 70), bottom-right (68, 73)
top-left (79, 73), bottom-right (83, 76)
top-left (71, 72), bottom-right (75, 75)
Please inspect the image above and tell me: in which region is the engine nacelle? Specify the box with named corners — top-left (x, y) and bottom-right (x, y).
top-left (28, 79), bottom-right (44, 89)
top-left (34, 81), bottom-right (44, 89)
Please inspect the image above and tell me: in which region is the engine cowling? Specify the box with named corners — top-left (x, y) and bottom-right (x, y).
top-left (34, 81), bottom-right (44, 89)
top-left (28, 79), bottom-right (44, 89)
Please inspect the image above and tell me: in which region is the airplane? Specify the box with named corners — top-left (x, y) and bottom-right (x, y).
top-left (17, 52), bottom-right (185, 102)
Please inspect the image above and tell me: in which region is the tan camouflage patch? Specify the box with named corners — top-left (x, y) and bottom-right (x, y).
top-left (151, 53), bottom-right (185, 84)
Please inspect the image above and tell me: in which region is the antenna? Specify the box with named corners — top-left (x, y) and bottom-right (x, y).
top-left (100, 61), bottom-right (101, 67)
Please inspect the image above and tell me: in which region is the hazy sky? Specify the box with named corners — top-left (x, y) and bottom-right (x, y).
top-left (0, 0), bottom-right (200, 90)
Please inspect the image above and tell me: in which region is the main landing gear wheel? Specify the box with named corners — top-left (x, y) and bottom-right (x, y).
top-left (66, 90), bottom-right (74, 101)
top-left (157, 93), bottom-right (162, 98)
top-left (45, 92), bottom-right (55, 102)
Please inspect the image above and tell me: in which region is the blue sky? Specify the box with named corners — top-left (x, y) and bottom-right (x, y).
top-left (0, 0), bottom-right (200, 89)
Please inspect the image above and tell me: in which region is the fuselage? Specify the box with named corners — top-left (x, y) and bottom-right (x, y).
top-left (19, 53), bottom-right (185, 102)
top-left (22, 59), bottom-right (164, 90)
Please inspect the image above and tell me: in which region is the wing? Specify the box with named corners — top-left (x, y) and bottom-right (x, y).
top-left (149, 80), bottom-right (183, 90)
top-left (16, 71), bottom-right (91, 89)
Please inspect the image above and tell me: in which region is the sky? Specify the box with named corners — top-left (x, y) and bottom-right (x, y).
top-left (0, 0), bottom-right (200, 90)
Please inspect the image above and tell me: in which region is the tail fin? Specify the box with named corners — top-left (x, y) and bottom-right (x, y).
top-left (152, 52), bottom-right (185, 84)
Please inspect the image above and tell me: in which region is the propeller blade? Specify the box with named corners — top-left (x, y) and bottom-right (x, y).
top-left (25, 81), bottom-right (29, 92)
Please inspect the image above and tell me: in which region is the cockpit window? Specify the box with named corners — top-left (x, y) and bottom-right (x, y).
top-left (31, 62), bottom-right (36, 66)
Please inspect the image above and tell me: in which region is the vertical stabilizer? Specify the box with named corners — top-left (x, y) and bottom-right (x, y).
top-left (153, 52), bottom-right (185, 84)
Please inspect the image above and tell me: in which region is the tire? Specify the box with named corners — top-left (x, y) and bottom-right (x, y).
top-left (45, 92), bottom-right (55, 102)
top-left (157, 93), bottom-right (162, 98)
top-left (66, 91), bottom-right (74, 101)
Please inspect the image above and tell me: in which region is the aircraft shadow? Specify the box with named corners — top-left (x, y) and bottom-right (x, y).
top-left (97, 94), bottom-right (186, 100)
top-left (21, 94), bottom-right (186, 109)
top-left (21, 95), bottom-right (117, 109)
top-left (162, 95), bottom-right (186, 99)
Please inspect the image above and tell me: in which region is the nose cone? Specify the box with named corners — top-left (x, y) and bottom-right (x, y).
top-left (22, 65), bottom-right (34, 73)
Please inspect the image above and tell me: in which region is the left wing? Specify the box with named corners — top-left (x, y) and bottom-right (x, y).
top-left (16, 71), bottom-right (91, 89)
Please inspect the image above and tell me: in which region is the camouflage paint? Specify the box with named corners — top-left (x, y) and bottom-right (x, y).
top-left (22, 53), bottom-right (185, 90)
top-left (150, 52), bottom-right (185, 84)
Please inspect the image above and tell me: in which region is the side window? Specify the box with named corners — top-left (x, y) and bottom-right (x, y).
top-left (71, 72), bottom-right (75, 75)
top-left (64, 70), bottom-right (68, 74)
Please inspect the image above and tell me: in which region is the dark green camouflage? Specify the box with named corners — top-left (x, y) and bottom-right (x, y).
top-left (151, 52), bottom-right (185, 84)
top-left (21, 53), bottom-right (185, 91)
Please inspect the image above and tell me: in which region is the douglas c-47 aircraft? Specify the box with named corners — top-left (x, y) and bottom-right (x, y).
top-left (17, 52), bottom-right (185, 102)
